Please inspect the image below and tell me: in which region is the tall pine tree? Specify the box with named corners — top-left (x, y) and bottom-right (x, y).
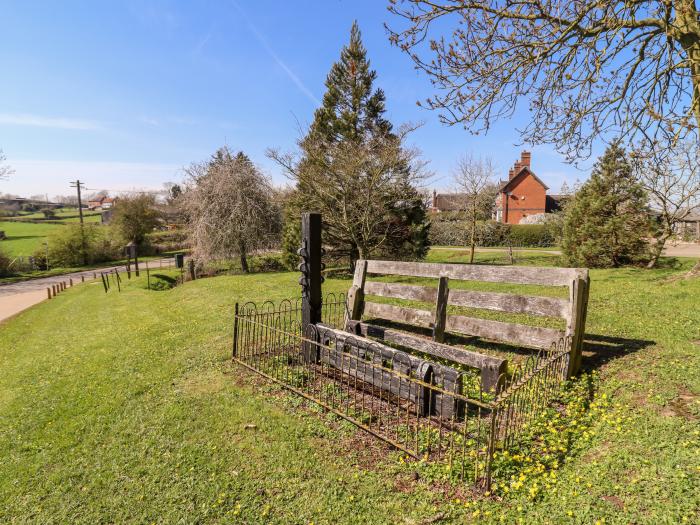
top-left (562, 143), bottom-right (650, 268)
top-left (275, 22), bottom-right (429, 270)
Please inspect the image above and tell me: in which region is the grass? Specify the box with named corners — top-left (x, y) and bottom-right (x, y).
top-left (0, 220), bottom-right (67, 257)
top-left (0, 253), bottom-right (699, 523)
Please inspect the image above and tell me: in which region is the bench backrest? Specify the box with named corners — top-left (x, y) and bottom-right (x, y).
top-left (346, 259), bottom-right (590, 375)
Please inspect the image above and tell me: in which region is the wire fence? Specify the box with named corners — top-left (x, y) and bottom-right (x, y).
top-left (232, 296), bottom-right (573, 490)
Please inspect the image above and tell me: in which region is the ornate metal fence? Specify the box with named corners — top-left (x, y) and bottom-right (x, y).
top-left (232, 296), bottom-right (573, 489)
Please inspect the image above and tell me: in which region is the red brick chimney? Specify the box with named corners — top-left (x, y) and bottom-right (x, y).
top-left (521, 150), bottom-right (531, 169)
top-left (508, 167), bottom-right (515, 179)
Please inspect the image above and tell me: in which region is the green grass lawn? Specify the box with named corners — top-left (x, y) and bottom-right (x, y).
top-left (0, 220), bottom-right (67, 257)
top-left (0, 254), bottom-right (698, 523)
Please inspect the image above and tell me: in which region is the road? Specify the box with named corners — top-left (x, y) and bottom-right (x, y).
top-left (0, 258), bottom-right (175, 324)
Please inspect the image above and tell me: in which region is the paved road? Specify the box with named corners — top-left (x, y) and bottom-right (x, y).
top-left (0, 258), bottom-right (175, 324)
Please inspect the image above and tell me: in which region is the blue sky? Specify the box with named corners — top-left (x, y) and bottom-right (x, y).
top-left (0, 0), bottom-right (591, 198)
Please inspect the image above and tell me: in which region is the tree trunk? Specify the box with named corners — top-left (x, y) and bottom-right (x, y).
top-left (647, 230), bottom-right (671, 269)
top-left (469, 207), bottom-right (476, 264)
top-left (239, 239), bottom-right (249, 273)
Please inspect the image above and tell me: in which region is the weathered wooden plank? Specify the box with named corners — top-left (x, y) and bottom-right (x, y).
top-left (433, 277), bottom-right (449, 343)
top-left (446, 315), bottom-right (564, 350)
top-left (354, 322), bottom-right (506, 392)
top-left (363, 301), bottom-right (434, 328)
top-left (364, 281), bottom-right (438, 303)
top-left (317, 324), bottom-right (464, 417)
top-left (365, 259), bottom-right (582, 287)
top-left (448, 289), bottom-right (570, 319)
top-left (567, 276), bottom-right (590, 376)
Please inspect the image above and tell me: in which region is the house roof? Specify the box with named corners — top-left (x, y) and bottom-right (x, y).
top-left (499, 166), bottom-right (549, 193)
top-left (432, 193), bottom-right (468, 211)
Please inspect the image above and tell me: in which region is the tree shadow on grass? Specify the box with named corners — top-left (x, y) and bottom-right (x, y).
top-left (580, 333), bottom-right (656, 372)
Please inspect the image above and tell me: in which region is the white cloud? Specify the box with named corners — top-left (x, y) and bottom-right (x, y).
top-left (0, 113), bottom-right (102, 131)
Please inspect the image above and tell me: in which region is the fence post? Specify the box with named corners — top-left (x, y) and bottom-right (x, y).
top-left (232, 302), bottom-right (239, 358)
top-left (146, 263), bottom-right (150, 290)
top-left (81, 275), bottom-right (85, 283)
top-left (69, 278), bottom-right (73, 287)
top-left (188, 259), bottom-right (196, 281)
top-left (433, 276), bottom-right (449, 343)
top-left (299, 212), bottom-right (323, 362)
top-left (47, 287), bottom-right (52, 299)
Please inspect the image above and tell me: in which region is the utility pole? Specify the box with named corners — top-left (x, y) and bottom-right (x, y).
top-left (70, 180), bottom-right (85, 225)
top-left (70, 180), bottom-right (88, 265)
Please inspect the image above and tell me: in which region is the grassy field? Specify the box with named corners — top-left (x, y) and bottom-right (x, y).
top-left (0, 220), bottom-right (67, 257)
top-left (0, 252), bottom-right (698, 523)
top-left (0, 212), bottom-right (103, 258)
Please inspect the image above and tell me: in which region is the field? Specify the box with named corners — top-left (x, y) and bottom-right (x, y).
top-left (0, 209), bottom-right (103, 258)
top-left (0, 252), bottom-right (698, 523)
top-left (0, 221), bottom-right (67, 257)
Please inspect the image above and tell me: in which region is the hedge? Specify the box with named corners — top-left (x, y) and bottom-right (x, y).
top-left (429, 219), bottom-right (558, 247)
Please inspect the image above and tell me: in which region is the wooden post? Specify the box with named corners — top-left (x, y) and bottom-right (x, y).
top-left (146, 263), bottom-right (150, 290)
top-left (566, 273), bottom-right (589, 377)
top-left (134, 252), bottom-right (139, 277)
top-left (93, 272), bottom-right (97, 279)
top-left (188, 259), bottom-right (196, 281)
top-left (345, 259), bottom-right (367, 328)
top-left (299, 213), bottom-right (323, 362)
top-left (81, 275), bottom-right (85, 283)
top-left (69, 278), bottom-right (73, 287)
top-left (433, 276), bottom-right (449, 343)
top-left (126, 258), bottom-right (131, 279)
top-left (114, 270), bottom-right (121, 292)
top-left (101, 273), bottom-right (108, 293)
top-left (47, 287), bottom-right (52, 299)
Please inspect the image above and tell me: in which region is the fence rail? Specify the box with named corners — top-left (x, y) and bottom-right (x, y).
top-left (232, 296), bottom-right (573, 489)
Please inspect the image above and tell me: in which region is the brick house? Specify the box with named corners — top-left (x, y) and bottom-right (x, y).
top-left (494, 151), bottom-right (555, 224)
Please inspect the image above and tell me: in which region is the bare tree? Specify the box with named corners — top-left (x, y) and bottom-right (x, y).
top-left (182, 148), bottom-right (280, 272)
top-left (632, 140), bottom-right (700, 267)
top-left (453, 154), bottom-right (496, 263)
top-left (268, 124), bottom-right (429, 264)
top-left (388, 1), bottom-right (700, 160)
top-left (0, 149), bottom-right (14, 181)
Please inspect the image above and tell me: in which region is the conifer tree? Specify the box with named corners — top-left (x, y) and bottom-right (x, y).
top-left (271, 22), bottom-right (429, 269)
top-left (562, 144), bottom-right (650, 268)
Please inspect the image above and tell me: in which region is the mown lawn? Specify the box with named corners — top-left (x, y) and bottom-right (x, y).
top-left (0, 254), bottom-right (698, 524)
top-left (0, 221), bottom-right (66, 257)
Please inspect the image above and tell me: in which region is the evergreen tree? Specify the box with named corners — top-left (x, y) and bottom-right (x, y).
top-left (272, 22), bottom-right (429, 269)
top-left (562, 144), bottom-right (650, 268)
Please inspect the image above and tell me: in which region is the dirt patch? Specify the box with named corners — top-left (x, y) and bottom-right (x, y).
top-left (660, 388), bottom-right (699, 421)
top-left (601, 495), bottom-right (625, 510)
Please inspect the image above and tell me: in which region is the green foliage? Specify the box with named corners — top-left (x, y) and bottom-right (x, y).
top-left (0, 247), bottom-right (10, 277)
top-left (41, 208), bottom-right (56, 219)
top-left (36, 224), bottom-right (120, 268)
top-left (110, 194), bottom-right (163, 246)
top-left (283, 21), bottom-right (429, 266)
top-left (562, 144), bottom-right (650, 267)
top-left (429, 219), bottom-right (556, 247)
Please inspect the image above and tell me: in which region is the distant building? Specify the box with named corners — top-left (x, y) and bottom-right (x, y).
top-left (430, 151), bottom-right (564, 224)
top-left (87, 195), bottom-right (117, 210)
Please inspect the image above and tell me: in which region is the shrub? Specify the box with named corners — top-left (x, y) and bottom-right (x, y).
top-left (562, 143), bottom-right (650, 268)
top-left (0, 248), bottom-right (11, 277)
top-left (429, 218), bottom-right (556, 247)
top-left (147, 229), bottom-right (188, 253)
top-left (249, 254), bottom-right (285, 273)
top-left (35, 224), bottom-right (121, 268)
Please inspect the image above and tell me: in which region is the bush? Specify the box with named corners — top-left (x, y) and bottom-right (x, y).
top-left (249, 254), bottom-right (285, 273)
top-left (0, 248), bottom-right (11, 277)
top-left (35, 224), bottom-right (121, 268)
top-left (429, 218), bottom-right (557, 247)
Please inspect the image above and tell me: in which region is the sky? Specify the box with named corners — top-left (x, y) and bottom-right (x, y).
top-left (0, 0), bottom-right (593, 198)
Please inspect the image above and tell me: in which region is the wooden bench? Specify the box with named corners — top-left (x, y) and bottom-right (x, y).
top-left (344, 259), bottom-right (590, 390)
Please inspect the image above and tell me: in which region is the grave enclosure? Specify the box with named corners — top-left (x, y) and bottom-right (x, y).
top-left (232, 213), bottom-right (589, 489)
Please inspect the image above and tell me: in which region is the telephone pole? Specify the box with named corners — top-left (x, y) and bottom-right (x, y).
top-left (70, 180), bottom-right (88, 265)
top-left (70, 180), bottom-right (86, 225)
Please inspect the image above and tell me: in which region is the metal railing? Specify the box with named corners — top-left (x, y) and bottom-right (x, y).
top-left (232, 296), bottom-right (572, 489)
